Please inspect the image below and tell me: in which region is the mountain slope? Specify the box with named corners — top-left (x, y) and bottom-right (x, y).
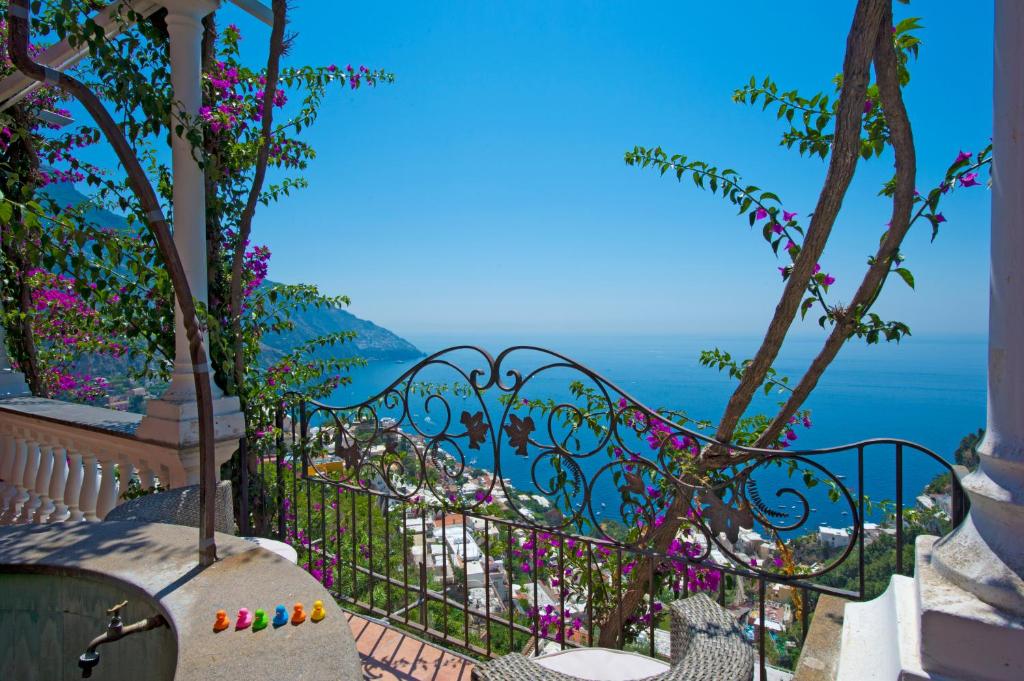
top-left (260, 292), bottom-right (423, 362)
top-left (41, 181), bottom-right (422, 362)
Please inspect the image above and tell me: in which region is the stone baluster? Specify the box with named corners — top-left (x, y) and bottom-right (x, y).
top-left (0, 433), bottom-right (16, 515)
top-left (78, 453), bottom-right (100, 521)
top-left (138, 463), bottom-right (156, 493)
top-left (94, 459), bottom-right (119, 520)
top-left (47, 446), bottom-right (69, 522)
top-left (116, 457), bottom-right (137, 507)
top-left (32, 444), bottom-right (55, 523)
top-left (2, 437), bottom-right (29, 524)
top-left (17, 440), bottom-right (41, 523)
top-left (64, 449), bottom-right (84, 522)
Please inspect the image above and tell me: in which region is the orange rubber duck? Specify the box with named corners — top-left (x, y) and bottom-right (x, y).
top-left (213, 610), bottom-right (230, 632)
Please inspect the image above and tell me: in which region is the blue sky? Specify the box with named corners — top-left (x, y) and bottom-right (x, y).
top-left (224, 1), bottom-right (993, 338)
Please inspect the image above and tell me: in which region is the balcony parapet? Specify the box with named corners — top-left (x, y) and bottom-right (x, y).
top-left (0, 395), bottom-right (236, 525)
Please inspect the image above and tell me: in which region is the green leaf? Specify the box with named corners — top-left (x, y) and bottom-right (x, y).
top-left (895, 267), bottom-right (915, 289)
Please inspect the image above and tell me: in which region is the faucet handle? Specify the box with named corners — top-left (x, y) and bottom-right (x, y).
top-left (107, 600), bottom-right (128, 616)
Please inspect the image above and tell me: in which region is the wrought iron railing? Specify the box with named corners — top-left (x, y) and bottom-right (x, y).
top-left (245, 346), bottom-right (966, 679)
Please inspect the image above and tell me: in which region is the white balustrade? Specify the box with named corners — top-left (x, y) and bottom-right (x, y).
top-left (0, 395), bottom-right (232, 527)
top-left (18, 440), bottom-right (40, 523)
top-left (0, 433), bottom-right (16, 515)
top-left (64, 450), bottom-right (83, 522)
top-left (79, 453), bottom-right (100, 522)
top-left (95, 460), bottom-right (119, 520)
top-left (117, 457), bottom-right (137, 508)
top-left (32, 444), bottom-right (55, 523)
top-left (138, 463), bottom-right (156, 493)
top-left (2, 437), bottom-right (29, 523)
top-left (47, 446), bottom-right (69, 522)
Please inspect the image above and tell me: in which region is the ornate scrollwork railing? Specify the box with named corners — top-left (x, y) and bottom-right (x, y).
top-left (276, 345), bottom-right (964, 583)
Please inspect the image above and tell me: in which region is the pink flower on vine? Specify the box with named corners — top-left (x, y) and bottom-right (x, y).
top-left (783, 210), bottom-right (798, 221)
top-left (755, 207), bottom-right (768, 221)
top-left (960, 172), bottom-right (980, 187)
top-left (771, 223), bottom-right (783, 234)
top-left (955, 150), bottom-right (972, 164)
top-left (823, 274), bottom-right (836, 286)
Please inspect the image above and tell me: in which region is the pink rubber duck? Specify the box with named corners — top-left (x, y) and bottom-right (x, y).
top-left (236, 607), bottom-right (254, 630)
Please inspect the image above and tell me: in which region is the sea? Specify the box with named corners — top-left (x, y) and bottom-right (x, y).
top-left (324, 332), bottom-right (986, 531)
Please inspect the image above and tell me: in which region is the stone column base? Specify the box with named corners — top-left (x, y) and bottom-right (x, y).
top-left (837, 536), bottom-right (1024, 681)
top-left (136, 394), bottom-right (245, 485)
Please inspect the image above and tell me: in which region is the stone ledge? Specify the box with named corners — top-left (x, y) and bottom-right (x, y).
top-left (794, 594), bottom-right (846, 681)
top-left (0, 521), bottom-right (362, 680)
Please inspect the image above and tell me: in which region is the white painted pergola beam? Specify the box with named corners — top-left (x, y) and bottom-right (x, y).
top-left (0, 1), bottom-right (162, 110)
top-left (0, 0), bottom-right (271, 112)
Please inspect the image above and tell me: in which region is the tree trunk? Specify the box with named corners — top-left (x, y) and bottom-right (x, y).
top-left (710, 0), bottom-right (887, 453)
top-left (756, 2), bottom-right (916, 448)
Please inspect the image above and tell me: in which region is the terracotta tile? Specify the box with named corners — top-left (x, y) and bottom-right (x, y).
top-left (346, 612), bottom-right (475, 680)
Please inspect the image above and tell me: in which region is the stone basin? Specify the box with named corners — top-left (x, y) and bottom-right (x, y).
top-left (0, 521), bottom-right (362, 680)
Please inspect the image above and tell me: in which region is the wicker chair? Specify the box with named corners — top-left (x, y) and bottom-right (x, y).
top-left (104, 480), bottom-right (235, 534)
top-left (472, 594), bottom-right (753, 681)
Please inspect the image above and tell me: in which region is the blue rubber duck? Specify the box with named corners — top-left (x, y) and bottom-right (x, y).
top-left (272, 604), bottom-right (288, 628)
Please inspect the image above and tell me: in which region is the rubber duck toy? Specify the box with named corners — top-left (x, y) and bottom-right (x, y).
top-left (236, 608), bottom-right (253, 630)
top-left (272, 604), bottom-right (289, 628)
top-left (213, 610), bottom-right (230, 632)
top-left (291, 602), bottom-right (306, 625)
top-left (252, 608), bottom-right (269, 632)
top-left (310, 600), bottom-right (326, 623)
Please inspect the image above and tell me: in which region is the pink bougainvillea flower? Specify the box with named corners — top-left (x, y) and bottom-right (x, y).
top-left (755, 207), bottom-right (768, 220)
top-left (823, 274), bottom-right (836, 286)
top-left (813, 263), bottom-right (821, 274)
top-left (782, 210), bottom-right (798, 222)
top-left (771, 222), bottom-right (783, 235)
top-left (955, 150), bottom-right (972, 164)
top-left (934, 213), bottom-right (947, 224)
top-left (960, 172), bottom-right (980, 187)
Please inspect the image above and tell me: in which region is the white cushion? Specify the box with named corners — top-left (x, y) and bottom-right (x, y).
top-left (534, 648), bottom-right (670, 680)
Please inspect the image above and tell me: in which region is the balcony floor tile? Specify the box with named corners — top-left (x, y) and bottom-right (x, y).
top-left (346, 612), bottom-right (475, 680)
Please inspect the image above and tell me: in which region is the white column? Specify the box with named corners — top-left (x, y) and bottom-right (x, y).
top-left (0, 433), bottom-right (16, 514)
top-left (65, 450), bottom-right (84, 521)
top-left (138, 463), bottom-right (157, 492)
top-left (95, 460), bottom-right (119, 520)
top-left (79, 453), bottom-right (100, 521)
top-left (932, 0), bottom-right (1024, 615)
top-left (48, 446), bottom-right (69, 521)
top-left (135, 0), bottom-right (243, 471)
top-left (17, 440), bottom-right (40, 523)
top-left (31, 444), bottom-right (54, 522)
top-left (116, 457), bottom-right (137, 506)
top-left (162, 0), bottom-right (221, 403)
top-left (1, 436), bottom-right (28, 523)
